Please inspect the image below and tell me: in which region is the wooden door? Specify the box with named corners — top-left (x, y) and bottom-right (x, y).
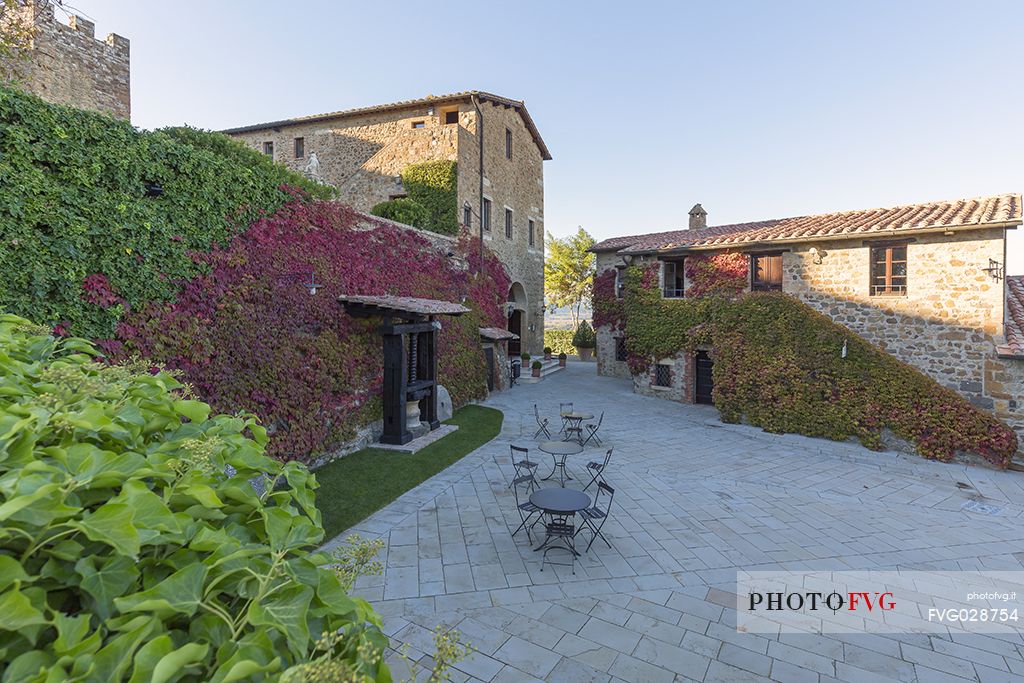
top-left (695, 351), bottom-right (714, 404)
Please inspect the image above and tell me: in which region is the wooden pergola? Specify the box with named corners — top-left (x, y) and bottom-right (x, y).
top-left (338, 295), bottom-right (469, 445)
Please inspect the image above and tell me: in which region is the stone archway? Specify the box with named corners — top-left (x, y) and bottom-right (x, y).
top-left (507, 282), bottom-right (527, 356)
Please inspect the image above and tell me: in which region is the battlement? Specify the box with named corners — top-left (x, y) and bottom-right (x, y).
top-left (13, 0), bottom-right (131, 119)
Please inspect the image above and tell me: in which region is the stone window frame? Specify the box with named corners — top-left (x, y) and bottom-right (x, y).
top-left (504, 206), bottom-right (514, 240)
top-left (528, 218), bottom-right (536, 247)
top-left (293, 137), bottom-right (304, 159)
top-left (652, 362), bottom-right (673, 389)
top-left (262, 141), bottom-right (273, 157)
top-left (482, 197), bottom-right (492, 232)
top-left (411, 120), bottom-right (425, 129)
top-left (443, 109), bottom-right (460, 125)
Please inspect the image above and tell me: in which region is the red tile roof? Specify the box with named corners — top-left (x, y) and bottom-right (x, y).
top-left (998, 276), bottom-right (1024, 358)
top-left (592, 194), bottom-right (1022, 254)
top-left (221, 90), bottom-right (552, 161)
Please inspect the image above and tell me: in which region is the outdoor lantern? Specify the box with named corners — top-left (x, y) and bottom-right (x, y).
top-left (304, 271), bottom-right (321, 296)
top-left (144, 182), bottom-right (163, 197)
top-left (982, 259), bottom-right (1004, 281)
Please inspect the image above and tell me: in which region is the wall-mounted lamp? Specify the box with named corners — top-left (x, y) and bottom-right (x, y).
top-left (621, 254), bottom-right (635, 266)
top-left (280, 270), bottom-right (321, 296)
top-left (144, 182), bottom-right (163, 198)
top-left (809, 246), bottom-right (827, 265)
top-left (506, 302), bottom-right (516, 317)
top-left (427, 106), bottom-right (435, 116)
top-left (982, 259), bottom-right (1004, 281)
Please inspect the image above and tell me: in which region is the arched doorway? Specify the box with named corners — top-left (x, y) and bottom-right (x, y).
top-left (507, 282), bottom-right (527, 356)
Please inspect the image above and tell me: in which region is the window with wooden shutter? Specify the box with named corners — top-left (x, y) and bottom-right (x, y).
top-left (751, 253), bottom-right (783, 291)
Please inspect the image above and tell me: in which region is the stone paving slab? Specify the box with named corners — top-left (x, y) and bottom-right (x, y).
top-left (325, 362), bottom-right (1024, 681)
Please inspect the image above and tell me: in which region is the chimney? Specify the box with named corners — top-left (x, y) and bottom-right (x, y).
top-left (688, 203), bottom-right (707, 230)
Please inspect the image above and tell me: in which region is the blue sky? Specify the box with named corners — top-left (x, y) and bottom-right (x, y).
top-left (71, 1), bottom-right (1023, 268)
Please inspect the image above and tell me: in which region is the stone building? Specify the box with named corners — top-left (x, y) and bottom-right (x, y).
top-left (222, 91), bottom-right (551, 355)
top-left (3, 0), bottom-right (130, 119)
top-left (590, 194), bottom-right (1024, 436)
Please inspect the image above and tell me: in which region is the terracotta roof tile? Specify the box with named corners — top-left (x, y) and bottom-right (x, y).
top-left (998, 276), bottom-right (1024, 358)
top-left (221, 90), bottom-right (552, 161)
top-left (592, 194), bottom-right (1022, 254)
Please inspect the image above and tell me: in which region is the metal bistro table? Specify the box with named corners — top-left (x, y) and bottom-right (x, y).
top-left (561, 412), bottom-right (593, 444)
top-left (530, 487), bottom-right (591, 559)
top-left (538, 440), bottom-right (583, 487)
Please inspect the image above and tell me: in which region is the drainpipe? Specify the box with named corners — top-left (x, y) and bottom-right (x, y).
top-left (471, 94), bottom-right (485, 276)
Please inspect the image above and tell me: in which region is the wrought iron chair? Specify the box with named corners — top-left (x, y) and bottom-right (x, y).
top-left (508, 445), bottom-right (538, 487)
top-left (584, 447), bottom-right (613, 492)
top-left (581, 411), bottom-right (604, 447)
top-left (510, 474), bottom-right (540, 541)
top-left (533, 404), bottom-right (552, 439)
top-left (540, 516), bottom-right (576, 575)
top-left (559, 402), bottom-right (574, 434)
top-left (577, 481), bottom-right (614, 553)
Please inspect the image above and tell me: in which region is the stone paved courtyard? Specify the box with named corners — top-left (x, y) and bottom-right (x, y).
top-left (325, 362), bottom-right (1024, 682)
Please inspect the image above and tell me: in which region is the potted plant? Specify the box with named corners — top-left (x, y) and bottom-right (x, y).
top-left (520, 352), bottom-right (530, 364)
top-left (531, 359), bottom-right (543, 377)
top-left (543, 346), bottom-right (552, 361)
top-left (572, 321), bottom-right (596, 361)
top-left (558, 352), bottom-right (567, 367)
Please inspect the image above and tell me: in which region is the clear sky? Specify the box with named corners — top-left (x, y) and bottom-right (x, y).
top-left (67, 1), bottom-right (1023, 269)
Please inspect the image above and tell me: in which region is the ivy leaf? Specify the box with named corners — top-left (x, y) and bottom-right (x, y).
top-left (173, 400), bottom-right (209, 424)
top-left (0, 556), bottom-right (30, 593)
top-left (75, 555), bottom-right (140, 621)
top-left (0, 584), bottom-right (48, 631)
top-left (114, 563), bottom-right (207, 618)
top-left (73, 502), bottom-right (140, 557)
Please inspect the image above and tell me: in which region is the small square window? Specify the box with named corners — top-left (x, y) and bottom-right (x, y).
top-left (262, 141), bottom-right (273, 157)
top-left (482, 198), bottom-right (491, 231)
top-left (654, 364), bottom-right (672, 387)
top-left (294, 137), bottom-right (304, 159)
top-left (505, 209), bottom-right (513, 239)
top-left (615, 338), bottom-right (628, 362)
top-left (528, 219), bottom-right (535, 246)
top-left (412, 121), bottom-right (425, 129)
top-left (505, 128), bottom-right (512, 159)
top-left (445, 110), bottom-right (459, 125)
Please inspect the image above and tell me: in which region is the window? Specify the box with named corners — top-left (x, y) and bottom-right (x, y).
top-left (751, 253), bottom-right (782, 291)
top-left (482, 198), bottom-right (492, 231)
top-left (294, 137), bottom-right (304, 159)
top-left (615, 269), bottom-right (624, 299)
top-left (445, 110), bottom-right (459, 125)
top-left (663, 261), bottom-right (684, 298)
top-left (463, 204), bottom-right (471, 228)
top-left (411, 121), bottom-right (425, 129)
top-left (262, 141), bottom-right (273, 157)
top-left (615, 337), bottom-right (628, 362)
top-left (654, 363), bottom-right (672, 387)
top-left (505, 128), bottom-right (512, 159)
top-left (528, 219), bottom-right (535, 246)
top-left (870, 244), bottom-right (908, 296)
top-left (505, 209), bottom-right (513, 239)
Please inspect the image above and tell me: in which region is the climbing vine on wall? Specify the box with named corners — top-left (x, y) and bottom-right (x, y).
top-left (683, 252), bottom-right (748, 298)
top-left (591, 262), bottom-right (1017, 467)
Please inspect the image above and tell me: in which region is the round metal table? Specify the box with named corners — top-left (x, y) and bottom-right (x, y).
top-left (538, 440), bottom-right (583, 487)
top-left (529, 487), bottom-right (592, 559)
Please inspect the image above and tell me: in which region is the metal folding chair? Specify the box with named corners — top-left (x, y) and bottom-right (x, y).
top-left (584, 447), bottom-right (613, 492)
top-left (540, 517), bottom-right (576, 575)
top-left (577, 482), bottom-right (614, 553)
top-left (559, 402), bottom-right (573, 434)
top-left (533, 404), bottom-right (552, 439)
top-left (581, 411), bottom-right (604, 447)
top-left (508, 445), bottom-right (538, 487)
top-left (510, 474), bottom-right (540, 541)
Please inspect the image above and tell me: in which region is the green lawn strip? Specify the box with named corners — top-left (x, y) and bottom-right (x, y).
top-left (314, 404), bottom-right (504, 538)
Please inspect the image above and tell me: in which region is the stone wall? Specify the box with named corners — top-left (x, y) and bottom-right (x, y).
top-left (6, 1), bottom-right (129, 119)
top-left (229, 96), bottom-right (547, 355)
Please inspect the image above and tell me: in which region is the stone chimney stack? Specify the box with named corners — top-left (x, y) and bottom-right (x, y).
top-left (688, 204), bottom-right (707, 230)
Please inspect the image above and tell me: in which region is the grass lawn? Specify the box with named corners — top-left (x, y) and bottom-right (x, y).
top-left (314, 404), bottom-right (504, 538)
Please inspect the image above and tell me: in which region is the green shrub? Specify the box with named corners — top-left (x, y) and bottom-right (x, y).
top-left (369, 197), bottom-right (430, 228)
top-left (531, 360), bottom-right (542, 370)
top-left (520, 352), bottom-right (530, 362)
top-left (613, 265), bottom-right (1017, 467)
top-left (558, 352), bottom-right (567, 360)
top-left (571, 321), bottom-right (596, 349)
top-left (0, 315), bottom-right (389, 681)
top-left (543, 329), bottom-right (575, 355)
top-left (401, 160), bottom-right (458, 235)
top-left (0, 86), bottom-right (334, 340)
top-left (543, 346), bottom-right (552, 354)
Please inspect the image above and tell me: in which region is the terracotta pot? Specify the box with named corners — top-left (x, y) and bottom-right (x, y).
top-left (544, 352), bottom-right (552, 360)
top-left (558, 357), bottom-right (567, 367)
top-left (576, 347), bottom-right (593, 361)
top-left (531, 367), bottom-right (541, 377)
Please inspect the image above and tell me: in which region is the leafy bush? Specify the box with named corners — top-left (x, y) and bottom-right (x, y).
top-left (543, 330), bottom-right (575, 355)
top-left (369, 198), bottom-right (430, 228)
top-left (612, 265), bottom-right (1017, 467)
top-left (543, 346), bottom-right (552, 354)
top-left (531, 360), bottom-right (542, 370)
top-left (117, 200), bottom-right (510, 462)
top-left (401, 160), bottom-right (458, 235)
top-left (683, 252), bottom-right (748, 298)
top-left (0, 315), bottom-right (389, 682)
top-left (520, 353), bottom-right (530, 362)
top-left (0, 86), bottom-right (333, 340)
top-left (558, 352), bottom-right (567, 360)
top-left (571, 321), bottom-right (596, 349)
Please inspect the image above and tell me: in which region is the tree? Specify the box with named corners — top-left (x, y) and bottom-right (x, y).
top-left (544, 227), bottom-right (596, 329)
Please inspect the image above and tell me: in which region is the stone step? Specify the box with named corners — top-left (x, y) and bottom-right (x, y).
top-left (517, 358), bottom-right (564, 383)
